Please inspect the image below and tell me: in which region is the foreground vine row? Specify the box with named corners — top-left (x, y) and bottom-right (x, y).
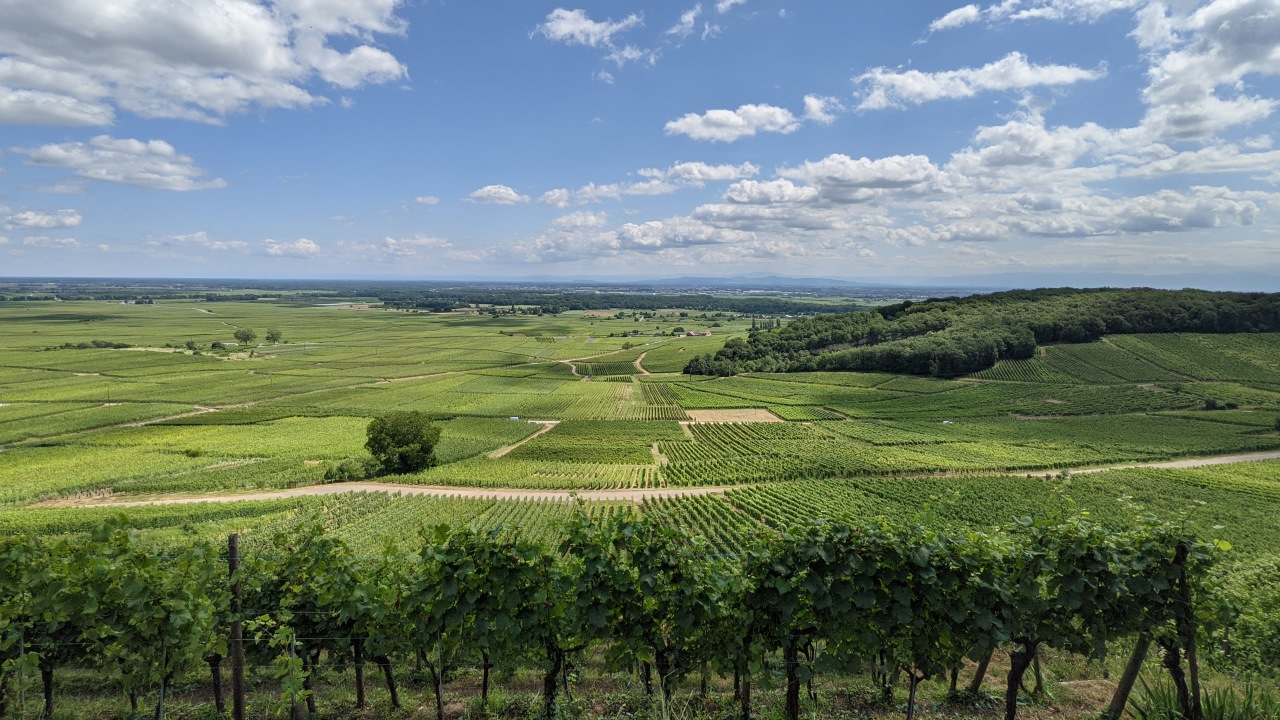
top-left (0, 511), bottom-right (1247, 720)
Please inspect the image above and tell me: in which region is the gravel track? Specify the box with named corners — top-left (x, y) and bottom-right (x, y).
top-left (48, 449), bottom-right (1280, 509)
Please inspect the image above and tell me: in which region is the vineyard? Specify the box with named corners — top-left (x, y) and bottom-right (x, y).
top-left (0, 510), bottom-right (1268, 720)
top-left (2, 297), bottom-right (1280, 719)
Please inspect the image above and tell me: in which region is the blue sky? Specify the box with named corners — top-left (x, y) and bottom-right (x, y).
top-left (2, 0), bottom-right (1280, 286)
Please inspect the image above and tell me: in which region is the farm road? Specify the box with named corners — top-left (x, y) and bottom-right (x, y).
top-left (52, 448), bottom-right (1280, 509)
top-left (63, 482), bottom-right (730, 507)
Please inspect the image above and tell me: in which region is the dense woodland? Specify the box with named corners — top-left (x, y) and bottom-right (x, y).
top-left (685, 288), bottom-right (1280, 377)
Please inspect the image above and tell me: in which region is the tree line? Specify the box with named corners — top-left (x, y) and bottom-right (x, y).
top-left (0, 510), bottom-right (1239, 720)
top-left (685, 288), bottom-right (1280, 377)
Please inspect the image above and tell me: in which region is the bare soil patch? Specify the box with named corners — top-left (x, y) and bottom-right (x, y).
top-left (687, 408), bottom-right (784, 423)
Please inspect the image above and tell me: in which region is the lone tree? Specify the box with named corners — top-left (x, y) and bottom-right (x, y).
top-left (366, 411), bottom-right (441, 474)
top-left (233, 328), bottom-right (257, 345)
top-left (266, 328), bottom-right (283, 343)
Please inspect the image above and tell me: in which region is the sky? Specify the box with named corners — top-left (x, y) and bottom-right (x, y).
top-left (2, 0), bottom-right (1280, 287)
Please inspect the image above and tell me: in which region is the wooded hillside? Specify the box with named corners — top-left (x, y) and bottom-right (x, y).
top-left (685, 288), bottom-right (1280, 377)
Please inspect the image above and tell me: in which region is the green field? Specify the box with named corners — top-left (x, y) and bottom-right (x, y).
top-left (2, 299), bottom-right (1278, 513)
top-left (0, 298), bottom-right (1276, 554)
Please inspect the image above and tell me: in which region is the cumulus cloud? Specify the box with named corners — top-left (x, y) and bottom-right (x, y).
top-left (802, 95), bottom-right (843, 124)
top-left (415, 195), bottom-right (440, 205)
top-left (5, 209), bottom-right (81, 229)
top-left (539, 162), bottom-right (758, 206)
top-left (1137, 0), bottom-right (1280, 140)
top-left (723, 179), bottom-right (820, 205)
top-left (467, 184), bottom-right (531, 205)
top-left (13, 135), bottom-right (226, 191)
top-left (0, 0), bottom-right (409, 126)
top-left (263, 238), bottom-right (320, 257)
top-left (665, 103), bottom-right (800, 142)
top-left (779, 154), bottom-right (943, 198)
top-left (715, 0), bottom-right (746, 12)
top-left (1126, 145), bottom-right (1280, 178)
top-left (552, 211), bottom-right (609, 230)
top-left (857, 52), bottom-right (1106, 110)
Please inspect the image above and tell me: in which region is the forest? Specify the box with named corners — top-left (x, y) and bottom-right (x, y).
top-left (684, 289), bottom-right (1280, 377)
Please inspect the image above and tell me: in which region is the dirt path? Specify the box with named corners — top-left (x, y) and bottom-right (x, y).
top-left (1072, 449), bottom-right (1280, 474)
top-left (634, 352), bottom-right (650, 377)
top-left (488, 420), bottom-right (559, 458)
top-left (44, 448), bottom-right (1280, 510)
top-left (121, 406), bottom-right (220, 427)
top-left (64, 482), bottom-right (730, 507)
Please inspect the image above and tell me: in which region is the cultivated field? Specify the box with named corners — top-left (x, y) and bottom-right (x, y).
top-left (1, 299), bottom-right (1279, 554)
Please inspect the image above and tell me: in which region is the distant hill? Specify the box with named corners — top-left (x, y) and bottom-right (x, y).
top-left (685, 287), bottom-right (1280, 377)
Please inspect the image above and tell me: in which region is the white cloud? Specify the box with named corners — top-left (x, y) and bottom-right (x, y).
top-left (992, 0), bottom-right (1143, 25)
top-left (467, 184), bottom-right (531, 205)
top-left (665, 103), bottom-right (800, 142)
top-left (928, 5), bottom-right (982, 32)
top-left (335, 234), bottom-right (477, 263)
top-left (415, 195), bottom-right (440, 205)
top-left (802, 95), bottom-right (843, 124)
top-left (552, 211), bottom-right (609, 230)
top-left (668, 5), bottom-right (702, 38)
top-left (13, 135), bottom-right (226, 191)
top-left (1137, 0), bottom-right (1280, 140)
top-left (723, 179), bottom-right (820, 205)
top-left (538, 162), bottom-right (758, 207)
top-left (594, 70), bottom-right (616, 84)
top-left (263, 238), bottom-right (320, 257)
top-left (1126, 145), bottom-right (1280, 179)
top-left (0, 236), bottom-right (9, 245)
top-left (22, 236), bottom-right (78, 247)
top-left (539, 189), bottom-right (573, 209)
top-left (779, 154), bottom-right (943, 196)
top-left (661, 161), bottom-right (760, 184)
top-left (5, 209), bottom-right (81, 229)
top-left (0, 86), bottom-right (114, 126)
top-left (605, 45), bottom-right (658, 66)
top-left (715, 0), bottom-right (746, 12)
top-left (379, 234), bottom-right (454, 259)
top-left (858, 52), bottom-right (1106, 110)
top-left (150, 231), bottom-right (248, 252)
top-left (536, 8), bottom-right (641, 47)
top-left (0, 0), bottom-right (409, 126)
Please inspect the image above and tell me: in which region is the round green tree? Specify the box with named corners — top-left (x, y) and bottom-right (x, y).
top-left (233, 328), bottom-right (257, 344)
top-left (365, 411), bottom-right (441, 474)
